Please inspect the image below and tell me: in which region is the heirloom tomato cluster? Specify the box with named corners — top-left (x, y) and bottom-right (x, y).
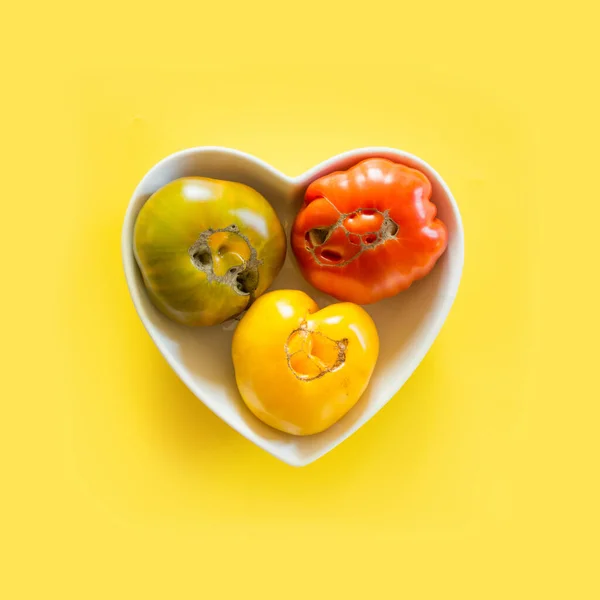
top-left (133, 158), bottom-right (448, 435)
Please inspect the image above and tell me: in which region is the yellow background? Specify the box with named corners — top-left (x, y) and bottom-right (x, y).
top-left (2, 1), bottom-right (599, 598)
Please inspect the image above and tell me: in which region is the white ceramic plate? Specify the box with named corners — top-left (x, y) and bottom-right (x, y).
top-left (122, 146), bottom-right (464, 466)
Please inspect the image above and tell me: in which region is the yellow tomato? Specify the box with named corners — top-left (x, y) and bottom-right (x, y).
top-left (134, 177), bottom-right (286, 326)
top-left (232, 290), bottom-right (379, 435)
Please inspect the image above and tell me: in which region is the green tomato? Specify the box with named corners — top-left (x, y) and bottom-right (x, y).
top-left (133, 177), bottom-right (286, 326)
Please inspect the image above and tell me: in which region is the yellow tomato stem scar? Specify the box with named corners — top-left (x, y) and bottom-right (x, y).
top-left (284, 324), bottom-right (349, 382)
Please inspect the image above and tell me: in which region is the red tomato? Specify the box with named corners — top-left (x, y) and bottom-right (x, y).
top-left (291, 158), bottom-right (448, 304)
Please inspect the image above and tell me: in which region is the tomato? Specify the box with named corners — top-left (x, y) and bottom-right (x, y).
top-left (291, 158), bottom-right (448, 304)
top-left (134, 177), bottom-right (286, 326)
top-left (232, 290), bottom-right (379, 436)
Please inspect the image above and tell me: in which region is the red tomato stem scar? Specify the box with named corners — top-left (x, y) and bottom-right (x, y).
top-left (304, 207), bottom-right (399, 267)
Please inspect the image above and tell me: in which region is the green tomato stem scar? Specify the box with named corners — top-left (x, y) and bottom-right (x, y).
top-left (188, 224), bottom-right (261, 296)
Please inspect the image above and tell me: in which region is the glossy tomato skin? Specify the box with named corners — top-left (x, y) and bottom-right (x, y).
top-left (291, 158), bottom-right (448, 304)
top-left (134, 177), bottom-right (286, 326)
top-left (232, 290), bottom-right (379, 436)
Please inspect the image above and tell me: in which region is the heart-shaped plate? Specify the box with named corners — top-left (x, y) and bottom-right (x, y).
top-left (122, 147), bottom-right (464, 466)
